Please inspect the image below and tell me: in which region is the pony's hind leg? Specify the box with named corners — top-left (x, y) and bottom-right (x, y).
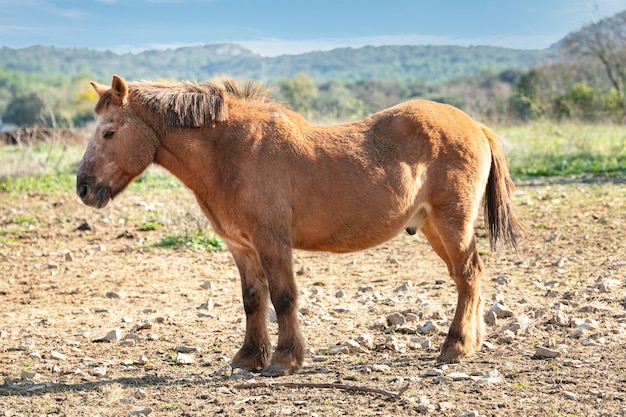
top-left (230, 248), bottom-right (272, 372)
top-left (421, 216), bottom-right (484, 363)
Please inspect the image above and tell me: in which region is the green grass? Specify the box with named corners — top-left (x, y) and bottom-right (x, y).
top-left (498, 121), bottom-right (626, 177)
top-left (151, 229), bottom-right (225, 251)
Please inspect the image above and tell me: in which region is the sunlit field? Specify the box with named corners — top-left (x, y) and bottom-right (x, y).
top-left (2, 121), bottom-right (626, 194)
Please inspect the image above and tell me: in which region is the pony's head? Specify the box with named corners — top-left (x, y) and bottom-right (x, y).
top-left (77, 75), bottom-right (158, 208)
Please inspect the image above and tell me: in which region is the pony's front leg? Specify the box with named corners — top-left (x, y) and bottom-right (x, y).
top-left (256, 239), bottom-right (305, 377)
top-left (230, 248), bottom-right (271, 372)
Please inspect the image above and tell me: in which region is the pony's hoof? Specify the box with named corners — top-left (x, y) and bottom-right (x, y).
top-left (436, 351), bottom-right (463, 364)
top-left (260, 363), bottom-right (296, 377)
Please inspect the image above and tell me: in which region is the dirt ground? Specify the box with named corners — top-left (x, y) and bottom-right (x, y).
top-left (1, 173), bottom-right (625, 417)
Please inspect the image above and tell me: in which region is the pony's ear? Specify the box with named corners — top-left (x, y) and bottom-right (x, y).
top-left (110, 75), bottom-right (129, 106)
top-left (90, 81), bottom-right (108, 97)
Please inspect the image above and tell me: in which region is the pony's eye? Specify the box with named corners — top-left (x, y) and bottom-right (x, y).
top-left (103, 131), bottom-right (115, 140)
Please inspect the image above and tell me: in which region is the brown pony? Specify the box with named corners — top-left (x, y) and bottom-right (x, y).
top-left (77, 75), bottom-right (522, 376)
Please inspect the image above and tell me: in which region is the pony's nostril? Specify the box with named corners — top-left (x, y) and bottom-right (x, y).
top-left (78, 184), bottom-right (90, 199)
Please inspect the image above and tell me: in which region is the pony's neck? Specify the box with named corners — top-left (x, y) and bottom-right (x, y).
top-left (153, 127), bottom-right (219, 192)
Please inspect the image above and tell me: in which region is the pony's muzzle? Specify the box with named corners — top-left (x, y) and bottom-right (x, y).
top-left (76, 182), bottom-right (110, 208)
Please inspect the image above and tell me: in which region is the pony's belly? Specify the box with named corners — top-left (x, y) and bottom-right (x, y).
top-left (292, 220), bottom-right (410, 253)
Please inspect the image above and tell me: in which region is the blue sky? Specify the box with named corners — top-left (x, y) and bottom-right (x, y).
top-left (1, 0), bottom-right (624, 56)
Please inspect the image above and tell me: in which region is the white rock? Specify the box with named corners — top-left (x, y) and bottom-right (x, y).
top-left (344, 339), bottom-right (367, 353)
top-left (447, 372), bottom-right (472, 381)
top-left (477, 370), bottom-right (503, 384)
top-left (356, 334), bottom-right (374, 349)
top-left (489, 302), bottom-right (514, 318)
top-left (551, 311), bottom-right (569, 326)
top-left (371, 364), bottom-right (391, 373)
top-left (133, 389), bottom-right (147, 400)
top-left (50, 351), bottom-right (67, 361)
top-left (334, 304), bottom-right (356, 313)
top-left (175, 353), bottom-right (195, 364)
top-left (91, 367), bottom-right (106, 377)
top-left (563, 391), bottom-right (578, 401)
top-left (20, 370), bottom-right (41, 382)
top-left (328, 346), bottom-right (349, 355)
top-left (104, 329), bottom-right (122, 342)
top-left (498, 330), bottom-right (515, 343)
top-left (484, 311), bottom-right (497, 326)
top-left (419, 320), bottom-right (439, 334)
top-left (460, 412), bottom-right (479, 417)
top-left (410, 337), bottom-right (431, 349)
top-left (416, 396), bottom-right (436, 413)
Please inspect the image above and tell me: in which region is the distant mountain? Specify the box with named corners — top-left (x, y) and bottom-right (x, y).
top-left (0, 43), bottom-right (555, 84)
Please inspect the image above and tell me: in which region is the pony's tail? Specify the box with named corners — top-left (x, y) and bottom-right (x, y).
top-left (481, 125), bottom-right (523, 251)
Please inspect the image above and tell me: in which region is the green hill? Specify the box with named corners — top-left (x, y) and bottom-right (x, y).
top-left (0, 43), bottom-right (553, 83)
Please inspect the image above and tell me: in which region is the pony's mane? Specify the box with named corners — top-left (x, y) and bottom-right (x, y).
top-left (94, 79), bottom-right (272, 128)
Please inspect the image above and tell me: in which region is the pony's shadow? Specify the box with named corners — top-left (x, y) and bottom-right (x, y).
top-left (0, 374), bottom-right (194, 397)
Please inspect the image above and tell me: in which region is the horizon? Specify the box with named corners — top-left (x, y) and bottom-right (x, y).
top-left (1, 1), bottom-right (624, 57)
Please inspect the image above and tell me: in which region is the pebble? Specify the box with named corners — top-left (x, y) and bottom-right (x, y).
top-left (425, 368), bottom-right (443, 376)
top-left (460, 412), bottom-right (479, 417)
top-left (104, 329), bottom-right (122, 342)
top-left (447, 372), bottom-right (472, 381)
top-left (371, 364), bottom-right (391, 373)
top-left (393, 281), bottom-right (413, 295)
top-left (230, 368), bottom-right (254, 380)
top-left (498, 330), bottom-right (515, 343)
top-left (476, 370), bottom-right (503, 384)
top-left (175, 353), bottom-right (195, 364)
top-left (410, 337), bottom-right (431, 349)
top-left (343, 339), bottom-right (368, 353)
top-left (356, 334), bottom-right (374, 349)
top-left (328, 346), bottom-right (349, 355)
top-left (335, 289), bottom-right (346, 298)
top-left (563, 391), bottom-right (578, 401)
top-left (534, 346), bottom-right (560, 358)
top-left (131, 322), bottom-right (153, 332)
top-left (177, 346), bottom-right (202, 353)
top-left (419, 320), bottom-right (439, 334)
top-left (50, 351), bottom-right (67, 361)
top-left (91, 367), bottom-right (106, 377)
top-left (416, 396), bottom-right (436, 413)
top-left (130, 408), bottom-right (153, 416)
top-left (134, 389), bottom-right (147, 400)
top-left (386, 312), bottom-right (405, 326)
top-left (200, 280), bottom-right (214, 289)
top-left (484, 311), bottom-right (497, 326)
top-left (488, 302), bottom-right (514, 318)
top-left (20, 371), bottom-right (41, 382)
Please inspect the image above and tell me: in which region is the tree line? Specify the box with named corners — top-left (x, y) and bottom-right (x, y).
top-left (2, 10), bottom-right (626, 128)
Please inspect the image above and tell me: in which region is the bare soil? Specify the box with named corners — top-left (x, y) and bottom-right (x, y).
top-left (1, 175), bottom-right (625, 417)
